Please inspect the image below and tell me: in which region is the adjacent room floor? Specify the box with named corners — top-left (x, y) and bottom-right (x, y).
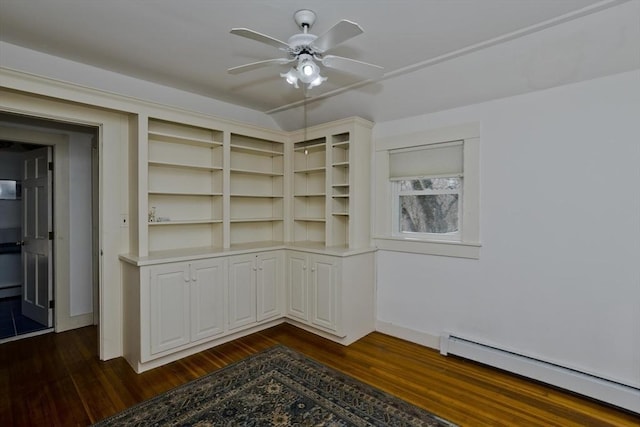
top-left (0, 296), bottom-right (49, 341)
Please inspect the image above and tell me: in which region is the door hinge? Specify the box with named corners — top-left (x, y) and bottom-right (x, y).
top-left (48, 231), bottom-right (54, 240)
top-left (48, 162), bottom-right (54, 171)
top-left (49, 300), bottom-right (55, 309)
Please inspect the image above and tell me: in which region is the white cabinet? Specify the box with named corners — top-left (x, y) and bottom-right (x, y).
top-left (286, 251), bottom-right (341, 334)
top-left (286, 251), bottom-right (309, 322)
top-left (149, 258), bottom-right (225, 355)
top-left (228, 251), bottom-right (283, 331)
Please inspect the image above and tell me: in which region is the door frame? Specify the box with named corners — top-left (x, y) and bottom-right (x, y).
top-left (0, 88), bottom-right (128, 361)
top-left (0, 126), bottom-right (96, 331)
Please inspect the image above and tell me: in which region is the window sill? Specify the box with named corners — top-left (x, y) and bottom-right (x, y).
top-left (374, 237), bottom-right (480, 259)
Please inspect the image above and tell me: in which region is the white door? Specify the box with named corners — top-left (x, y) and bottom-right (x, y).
top-left (256, 251), bottom-right (283, 322)
top-left (310, 255), bottom-right (339, 332)
top-left (21, 146), bottom-right (53, 326)
top-left (227, 254), bottom-right (257, 330)
top-left (150, 263), bottom-right (191, 355)
top-left (190, 259), bottom-right (225, 342)
top-left (286, 251), bottom-right (308, 321)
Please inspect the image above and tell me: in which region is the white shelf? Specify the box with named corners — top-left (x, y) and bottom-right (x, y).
top-left (148, 161), bottom-right (222, 171)
top-left (332, 213), bottom-right (349, 216)
top-left (230, 167), bottom-right (284, 177)
top-left (148, 191), bottom-right (223, 196)
top-left (148, 130), bottom-right (222, 147)
top-left (231, 194), bottom-right (284, 198)
top-left (230, 144), bottom-right (283, 156)
top-left (294, 142), bottom-right (326, 152)
top-left (294, 217), bottom-right (326, 222)
top-left (294, 167), bottom-right (325, 173)
top-left (332, 161), bottom-right (349, 167)
top-left (294, 193), bottom-right (326, 197)
top-left (230, 217), bottom-right (284, 223)
top-left (332, 141), bottom-right (350, 148)
top-left (331, 194), bottom-right (350, 198)
top-left (149, 219), bottom-right (223, 226)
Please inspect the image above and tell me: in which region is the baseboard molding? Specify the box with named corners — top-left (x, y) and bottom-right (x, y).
top-left (441, 333), bottom-right (640, 414)
top-left (375, 320), bottom-right (440, 350)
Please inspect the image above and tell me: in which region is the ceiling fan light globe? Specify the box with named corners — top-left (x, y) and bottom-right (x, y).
top-left (302, 63), bottom-right (314, 76)
top-left (280, 69), bottom-right (299, 88)
top-left (308, 75), bottom-right (327, 89)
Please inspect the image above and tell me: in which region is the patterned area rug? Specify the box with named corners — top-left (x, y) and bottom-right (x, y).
top-left (93, 345), bottom-right (456, 426)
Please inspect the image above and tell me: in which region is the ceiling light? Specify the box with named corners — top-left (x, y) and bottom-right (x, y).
top-left (280, 54), bottom-right (326, 90)
top-left (280, 69), bottom-right (299, 88)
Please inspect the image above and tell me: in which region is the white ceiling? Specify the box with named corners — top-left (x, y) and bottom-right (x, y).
top-left (0, 0), bottom-right (635, 130)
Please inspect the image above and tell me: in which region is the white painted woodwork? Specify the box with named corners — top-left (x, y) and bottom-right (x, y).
top-left (228, 251), bottom-right (284, 329)
top-left (120, 116), bottom-right (376, 372)
top-left (289, 118), bottom-right (372, 249)
top-left (149, 263), bottom-right (190, 354)
top-left (227, 253), bottom-right (257, 330)
top-left (256, 251), bottom-right (283, 322)
top-left (309, 254), bottom-right (340, 332)
top-left (286, 251), bottom-right (308, 321)
top-left (149, 258), bottom-right (225, 355)
top-left (190, 259), bottom-right (225, 342)
top-left (286, 251), bottom-right (342, 335)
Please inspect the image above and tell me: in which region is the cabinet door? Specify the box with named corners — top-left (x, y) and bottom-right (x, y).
top-left (286, 251), bottom-right (308, 321)
top-left (310, 254), bottom-right (340, 332)
top-left (190, 259), bottom-right (225, 342)
top-left (150, 263), bottom-right (191, 354)
top-left (257, 251), bottom-right (283, 322)
top-left (228, 254), bottom-right (257, 330)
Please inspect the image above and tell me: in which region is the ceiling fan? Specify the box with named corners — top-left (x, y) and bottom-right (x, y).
top-left (228, 9), bottom-right (383, 91)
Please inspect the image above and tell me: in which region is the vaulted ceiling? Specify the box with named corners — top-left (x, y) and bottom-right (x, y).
top-left (0, 0), bottom-right (636, 129)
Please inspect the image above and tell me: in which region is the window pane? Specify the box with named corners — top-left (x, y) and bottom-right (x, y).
top-left (399, 178), bottom-right (460, 191)
top-left (400, 194), bottom-right (459, 233)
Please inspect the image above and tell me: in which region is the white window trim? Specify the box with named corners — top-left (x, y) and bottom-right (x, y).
top-left (373, 122), bottom-right (480, 259)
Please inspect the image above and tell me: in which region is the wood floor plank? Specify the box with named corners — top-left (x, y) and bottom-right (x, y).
top-left (0, 324), bottom-right (637, 427)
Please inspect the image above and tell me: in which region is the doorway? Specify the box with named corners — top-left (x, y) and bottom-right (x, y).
top-left (0, 113), bottom-right (98, 343)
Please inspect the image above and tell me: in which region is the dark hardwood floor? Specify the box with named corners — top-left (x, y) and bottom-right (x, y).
top-left (0, 324), bottom-right (637, 426)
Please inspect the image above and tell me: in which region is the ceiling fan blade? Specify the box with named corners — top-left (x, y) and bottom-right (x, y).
top-left (228, 58), bottom-right (293, 74)
top-left (321, 55), bottom-right (384, 79)
top-left (230, 28), bottom-right (290, 50)
top-left (313, 20), bottom-right (363, 52)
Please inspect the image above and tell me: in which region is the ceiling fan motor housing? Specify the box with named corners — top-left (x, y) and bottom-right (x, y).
top-left (294, 9), bottom-right (317, 30)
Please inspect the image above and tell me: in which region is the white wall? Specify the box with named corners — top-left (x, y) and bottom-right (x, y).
top-left (68, 132), bottom-right (93, 316)
top-left (373, 70), bottom-right (640, 389)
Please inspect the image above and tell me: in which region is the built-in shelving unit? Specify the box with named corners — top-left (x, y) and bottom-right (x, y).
top-left (137, 116), bottom-right (372, 256)
top-left (122, 115), bottom-right (375, 373)
top-left (330, 133), bottom-right (350, 247)
top-left (293, 137), bottom-right (326, 244)
top-left (230, 133), bottom-right (284, 246)
top-left (147, 119), bottom-right (224, 252)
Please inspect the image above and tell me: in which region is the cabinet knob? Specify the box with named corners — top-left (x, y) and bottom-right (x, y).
top-left (311, 267), bottom-right (316, 272)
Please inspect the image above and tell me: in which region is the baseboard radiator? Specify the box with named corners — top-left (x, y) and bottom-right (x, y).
top-left (440, 333), bottom-right (640, 414)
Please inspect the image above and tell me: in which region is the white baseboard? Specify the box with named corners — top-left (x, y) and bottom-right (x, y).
top-left (441, 333), bottom-right (640, 414)
top-left (375, 320), bottom-right (440, 349)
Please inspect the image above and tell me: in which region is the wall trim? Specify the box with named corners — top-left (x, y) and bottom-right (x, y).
top-left (375, 320), bottom-right (440, 350)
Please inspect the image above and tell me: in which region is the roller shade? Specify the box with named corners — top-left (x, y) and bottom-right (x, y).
top-left (389, 141), bottom-right (462, 179)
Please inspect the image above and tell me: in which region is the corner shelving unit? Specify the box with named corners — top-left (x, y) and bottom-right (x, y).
top-left (293, 137), bottom-right (326, 244)
top-left (147, 118), bottom-right (224, 252)
top-left (330, 133), bottom-right (350, 247)
top-left (229, 133), bottom-right (285, 246)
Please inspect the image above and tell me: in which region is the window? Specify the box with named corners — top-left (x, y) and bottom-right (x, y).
top-left (393, 176), bottom-right (462, 240)
top-left (373, 122), bottom-right (480, 258)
